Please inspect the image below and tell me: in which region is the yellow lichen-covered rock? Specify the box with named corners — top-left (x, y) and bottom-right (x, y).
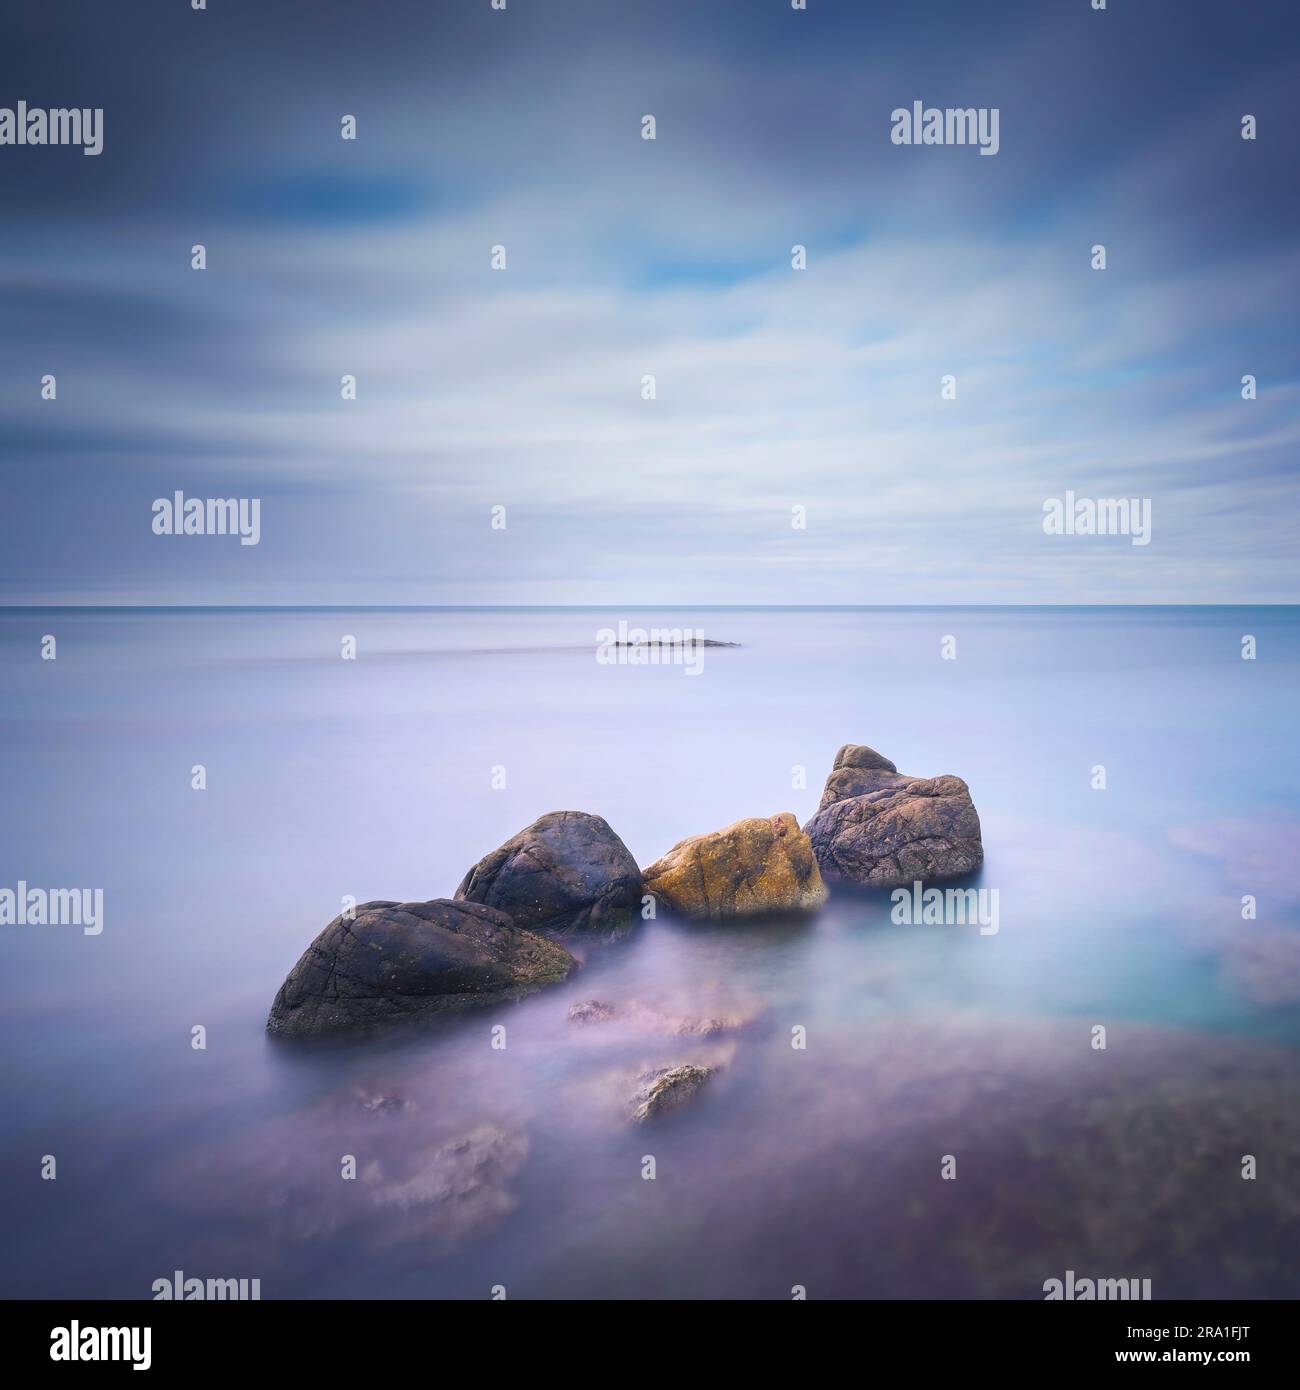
top-left (642, 812), bottom-right (828, 919)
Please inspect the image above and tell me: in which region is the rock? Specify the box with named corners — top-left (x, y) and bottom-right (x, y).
top-left (455, 810), bottom-right (642, 935)
top-left (612, 638), bottom-right (739, 649)
top-left (266, 898), bottom-right (576, 1038)
top-left (816, 743), bottom-right (900, 810)
top-left (569, 999), bottom-right (621, 1025)
top-left (631, 1065), bottom-right (714, 1122)
top-left (803, 745), bottom-right (983, 887)
top-left (367, 1125), bottom-right (528, 1247)
top-left (668, 1013), bottom-right (748, 1038)
top-left (206, 1123), bottom-right (526, 1252)
top-left (568, 998), bottom-right (753, 1036)
top-left (642, 812), bottom-right (827, 919)
top-left (351, 1089), bottom-right (409, 1115)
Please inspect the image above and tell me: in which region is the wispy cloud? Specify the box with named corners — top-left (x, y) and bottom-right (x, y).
top-left (2, 0), bottom-right (1297, 604)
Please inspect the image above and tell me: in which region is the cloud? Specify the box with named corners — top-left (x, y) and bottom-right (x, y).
top-left (2, 0), bottom-right (1298, 603)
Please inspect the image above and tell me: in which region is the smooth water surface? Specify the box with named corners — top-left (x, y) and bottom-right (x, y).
top-left (2, 607), bottom-right (1298, 1298)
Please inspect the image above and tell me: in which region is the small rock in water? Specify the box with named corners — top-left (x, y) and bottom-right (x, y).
top-left (568, 998), bottom-right (752, 1036)
top-left (631, 1064), bottom-right (715, 1123)
top-left (368, 1124), bottom-right (528, 1249)
top-left (569, 999), bottom-right (620, 1025)
top-left (353, 1090), bottom-right (409, 1115)
top-left (669, 1014), bottom-right (739, 1038)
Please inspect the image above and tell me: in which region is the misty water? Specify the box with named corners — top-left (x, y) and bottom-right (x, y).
top-left (2, 606), bottom-right (1298, 1299)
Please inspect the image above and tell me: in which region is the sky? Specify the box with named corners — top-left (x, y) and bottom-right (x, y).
top-left (1, 0), bottom-right (1298, 606)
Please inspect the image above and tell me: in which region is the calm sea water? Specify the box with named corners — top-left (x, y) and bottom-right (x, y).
top-left (2, 607), bottom-right (1298, 1299)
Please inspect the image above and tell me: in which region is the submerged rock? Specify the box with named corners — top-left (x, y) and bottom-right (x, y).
top-left (569, 999), bottom-right (621, 1025)
top-left (157, 1107), bottom-right (528, 1256)
top-left (642, 812), bottom-right (827, 919)
top-left (455, 810), bottom-right (642, 935)
top-left (351, 1089), bottom-right (410, 1115)
top-left (804, 745), bottom-right (982, 888)
top-left (266, 898), bottom-right (576, 1038)
top-left (367, 1125), bottom-right (528, 1247)
top-left (631, 1065), bottom-right (715, 1123)
top-left (568, 998), bottom-right (753, 1036)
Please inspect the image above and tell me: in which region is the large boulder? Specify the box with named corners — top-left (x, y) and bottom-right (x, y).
top-left (642, 812), bottom-right (827, 919)
top-left (267, 898), bottom-right (576, 1038)
top-left (455, 810), bottom-right (642, 935)
top-left (803, 745), bottom-right (983, 887)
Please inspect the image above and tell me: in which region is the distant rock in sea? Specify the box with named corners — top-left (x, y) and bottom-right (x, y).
top-left (455, 810), bottom-right (643, 935)
top-left (266, 898), bottom-right (576, 1038)
top-left (803, 744), bottom-right (983, 888)
top-left (612, 638), bottom-right (739, 648)
top-left (642, 811), bottom-right (827, 919)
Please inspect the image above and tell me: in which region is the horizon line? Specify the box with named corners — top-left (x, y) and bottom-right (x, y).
top-left (3, 603), bottom-right (1298, 613)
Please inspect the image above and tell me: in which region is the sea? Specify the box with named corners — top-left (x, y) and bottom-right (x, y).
top-left (1, 606), bottom-right (1297, 1299)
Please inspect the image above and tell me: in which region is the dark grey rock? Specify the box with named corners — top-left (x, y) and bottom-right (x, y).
top-left (816, 744), bottom-right (901, 810)
top-left (836, 744), bottom-right (898, 773)
top-left (267, 898), bottom-right (576, 1038)
top-left (455, 810), bottom-right (642, 935)
top-left (804, 745), bottom-right (983, 888)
